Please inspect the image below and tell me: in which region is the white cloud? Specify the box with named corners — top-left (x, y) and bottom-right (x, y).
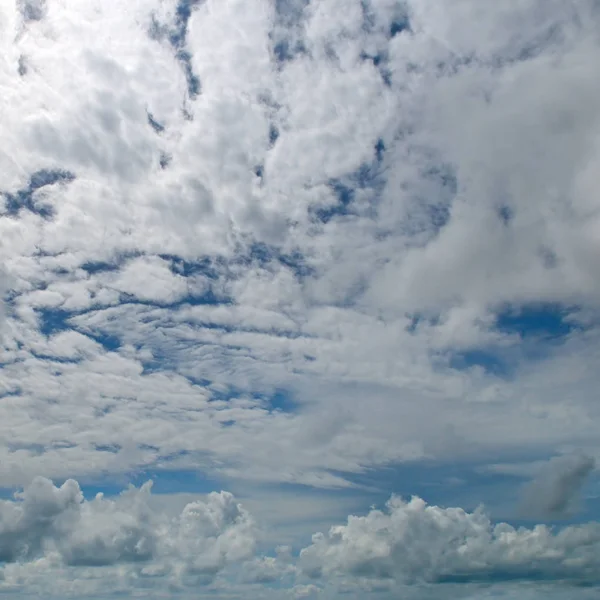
top-left (1, 0), bottom-right (600, 595)
top-left (0, 479), bottom-right (599, 598)
top-left (0, 476), bottom-right (256, 591)
top-left (299, 494), bottom-right (600, 586)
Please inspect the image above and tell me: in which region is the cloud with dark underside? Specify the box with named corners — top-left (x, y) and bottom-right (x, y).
top-left (519, 453), bottom-right (596, 519)
top-left (0, 477), bottom-right (256, 579)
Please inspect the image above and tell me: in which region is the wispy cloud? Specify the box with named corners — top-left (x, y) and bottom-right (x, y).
top-left (520, 453), bottom-right (596, 519)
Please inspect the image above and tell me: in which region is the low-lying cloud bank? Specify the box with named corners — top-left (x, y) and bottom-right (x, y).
top-left (300, 495), bottom-right (600, 585)
top-left (0, 477), bottom-right (256, 585)
top-left (0, 477), bottom-right (599, 597)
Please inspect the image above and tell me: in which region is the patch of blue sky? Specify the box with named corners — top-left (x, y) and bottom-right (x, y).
top-left (375, 147), bottom-right (459, 240)
top-left (118, 285), bottom-right (230, 309)
top-left (329, 455), bottom-right (600, 528)
top-left (254, 165), bottom-right (264, 180)
top-left (255, 388), bottom-right (299, 414)
top-left (332, 461), bottom-right (517, 510)
top-left (425, 303), bottom-right (586, 377)
top-left (487, 21), bottom-right (564, 70)
top-left (360, 50), bottom-right (393, 86)
top-left (28, 351), bottom-right (83, 364)
top-left (272, 38), bottom-right (307, 66)
top-left (358, 2), bottom-right (411, 86)
top-left (390, 17), bottom-right (410, 37)
top-left (270, 0), bottom-right (309, 67)
top-left (49, 466), bottom-right (225, 500)
top-left (360, 0), bottom-right (411, 37)
top-left (176, 50), bottom-right (201, 98)
top-left (406, 162), bottom-right (457, 236)
top-left (405, 312), bottom-right (441, 333)
top-left (79, 250), bottom-right (144, 275)
top-left (146, 111), bottom-right (164, 134)
top-left (159, 152), bottom-right (171, 169)
top-left (79, 260), bottom-right (122, 275)
top-left (310, 139), bottom-right (387, 224)
top-left (315, 181), bottom-right (354, 225)
top-left (203, 386), bottom-right (300, 415)
top-left (495, 303), bottom-right (583, 340)
top-left (0, 388), bottom-right (22, 401)
top-left (496, 203), bottom-right (514, 225)
top-left (269, 123), bottom-right (279, 146)
top-left (82, 330), bottom-right (122, 352)
top-left (448, 349), bottom-right (511, 378)
top-left (128, 467), bottom-right (224, 496)
top-left (234, 242), bottom-right (315, 279)
top-left (1, 168), bottom-right (75, 220)
top-left (148, 0), bottom-right (202, 99)
top-left (159, 254), bottom-right (222, 279)
top-left (273, 0), bottom-right (309, 25)
top-left (36, 308), bottom-right (122, 351)
top-left (37, 308), bottom-right (72, 336)
top-left (444, 341), bottom-right (565, 379)
top-left (92, 443), bottom-right (121, 454)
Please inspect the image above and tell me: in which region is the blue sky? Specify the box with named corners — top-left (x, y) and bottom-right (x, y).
top-left (0, 0), bottom-right (600, 598)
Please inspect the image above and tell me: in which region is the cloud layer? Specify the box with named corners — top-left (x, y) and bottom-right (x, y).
top-left (0, 477), bottom-right (255, 575)
top-left (1, 0), bottom-right (599, 486)
top-left (1, 0), bottom-right (600, 596)
top-left (0, 478), bottom-right (599, 598)
top-left (300, 494), bottom-right (600, 586)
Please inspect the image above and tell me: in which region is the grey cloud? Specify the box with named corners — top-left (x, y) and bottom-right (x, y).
top-left (17, 0), bottom-right (47, 22)
top-left (520, 453), bottom-right (596, 519)
top-left (0, 477), bottom-right (256, 578)
top-left (0, 476), bottom-right (82, 562)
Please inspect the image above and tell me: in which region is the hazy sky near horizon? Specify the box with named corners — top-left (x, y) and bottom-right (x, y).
top-left (1, 0), bottom-right (600, 598)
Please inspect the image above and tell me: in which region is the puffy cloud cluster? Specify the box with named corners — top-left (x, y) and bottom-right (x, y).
top-left (2, 478), bottom-right (600, 598)
top-left (0, 477), bottom-right (256, 586)
top-left (299, 495), bottom-right (600, 586)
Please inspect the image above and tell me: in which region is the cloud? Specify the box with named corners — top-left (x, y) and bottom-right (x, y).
top-left (1, 479), bottom-right (600, 598)
top-left (520, 453), bottom-right (596, 519)
top-left (299, 494), bottom-right (600, 586)
top-left (1, 0), bottom-right (600, 491)
top-left (1, 1), bottom-right (600, 595)
top-left (0, 476), bottom-right (256, 590)
top-left (17, 0), bottom-right (47, 23)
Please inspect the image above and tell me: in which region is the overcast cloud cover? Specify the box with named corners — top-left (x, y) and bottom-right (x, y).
top-left (0, 0), bottom-right (599, 597)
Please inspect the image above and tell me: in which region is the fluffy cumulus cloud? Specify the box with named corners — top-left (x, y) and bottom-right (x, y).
top-left (0, 0), bottom-right (600, 597)
top-left (1, 480), bottom-right (600, 599)
top-left (0, 476), bottom-right (257, 594)
top-left (299, 495), bottom-right (600, 586)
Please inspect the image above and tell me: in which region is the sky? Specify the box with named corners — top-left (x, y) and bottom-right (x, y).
top-left (0, 0), bottom-right (599, 598)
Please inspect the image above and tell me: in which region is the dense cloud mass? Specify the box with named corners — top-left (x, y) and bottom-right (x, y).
top-left (300, 495), bottom-right (600, 585)
top-left (0, 0), bottom-right (599, 597)
top-left (0, 477), bottom-right (256, 582)
top-left (0, 479), bottom-right (600, 598)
